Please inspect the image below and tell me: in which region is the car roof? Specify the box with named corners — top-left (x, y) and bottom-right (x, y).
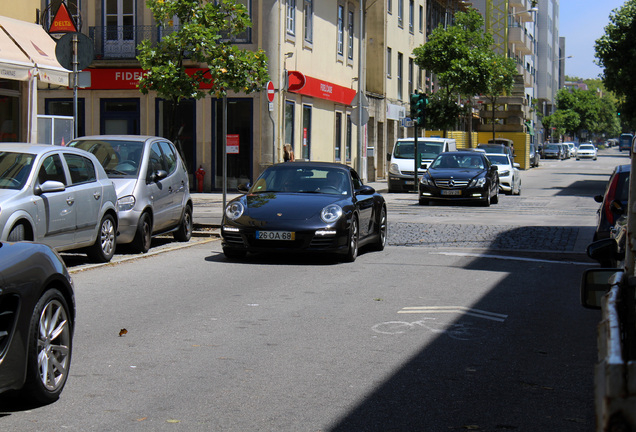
top-left (72, 135), bottom-right (163, 142)
top-left (273, 161), bottom-right (352, 172)
top-left (0, 142), bottom-right (95, 155)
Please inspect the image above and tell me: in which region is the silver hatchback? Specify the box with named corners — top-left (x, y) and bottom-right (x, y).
top-left (69, 136), bottom-right (193, 253)
top-left (0, 143), bottom-right (118, 262)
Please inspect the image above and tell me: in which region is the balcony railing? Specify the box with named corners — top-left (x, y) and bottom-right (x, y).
top-left (89, 25), bottom-right (252, 61)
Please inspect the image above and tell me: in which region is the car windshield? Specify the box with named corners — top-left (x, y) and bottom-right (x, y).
top-left (69, 139), bottom-right (144, 178)
top-left (0, 152), bottom-right (35, 190)
top-left (477, 144), bottom-right (505, 153)
top-left (546, 144), bottom-right (559, 150)
top-left (431, 154), bottom-right (484, 170)
top-left (487, 155), bottom-right (510, 165)
top-left (250, 166), bottom-right (352, 195)
top-left (579, 144), bottom-right (594, 150)
top-left (393, 141), bottom-right (444, 159)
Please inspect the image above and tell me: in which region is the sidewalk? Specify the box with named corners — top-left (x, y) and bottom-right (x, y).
top-left (192, 180), bottom-right (388, 228)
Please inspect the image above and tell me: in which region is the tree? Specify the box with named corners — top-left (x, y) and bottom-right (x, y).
top-left (595, 0), bottom-right (636, 127)
top-left (413, 9), bottom-right (516, 137)
top-left (542, 110), bottom-right (580, 141)
top-left (137, 0), bottom-right (269, 144)
top-left (553, 87), bottom-right (620, 140)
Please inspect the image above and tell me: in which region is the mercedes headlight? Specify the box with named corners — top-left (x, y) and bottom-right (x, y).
top-left (321, 204), bottom-right (343, 224)
top-left (225, 201), bottom-right (245, 220)
top-left (469, 177), bottom-right (486, 188)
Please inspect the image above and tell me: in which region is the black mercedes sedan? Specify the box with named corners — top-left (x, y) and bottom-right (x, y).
top-left (221, 162), bottom-right (387, 262)
top-left (418, 150), bottom-right (499, 206)
top-left (0, 241), bottom-right (75, 405)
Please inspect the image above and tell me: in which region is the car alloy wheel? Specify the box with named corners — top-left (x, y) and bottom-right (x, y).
top-left (23, 289), bottom-right (72, 404)
top-left (344, 216), bottom-right (359, 262)
top-left (372, 206), bottom-right (387, 251)
top-left (87, 214), bottom-right (116, 263)
top-left (134, 212), bottom-right (153, 253)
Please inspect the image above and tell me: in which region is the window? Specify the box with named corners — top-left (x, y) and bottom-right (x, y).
top-left (302, 105), bottom-right (312, 160)
top-left (397, 52), bottom-right (403, 100)
top-left (387, 47), bottom-right (392, 78)
top-left (419, 5), bottom-right (423, 33)
top-left (304, 0), bottom-right (313, 43)
top-left (38, 154), bottom-right (66, 185)
top-left (346, 114), bottom-right (352, 161)
top-left (337, 5), bottom-right (345, 56)
top-left (397, 0), bottom-right (403, 28)
top-left (285, 101), bottom-right (295, 155)
top-left (335, 112), bottom-right (342, 161)
top-left (286, 0), bottom-right (296, 36)
top-left (409, 0), bottom-right (414, 33)
top-left (408, 58), bottom-right (414, 96)
top-left (158, 141), bottom-right (178, 175)
top-left (63, 154), bottom-right (96, 185)
top-left (388, 0), bottom-right (392, 14)
top-left (347, 9), bottom-right (354, 61)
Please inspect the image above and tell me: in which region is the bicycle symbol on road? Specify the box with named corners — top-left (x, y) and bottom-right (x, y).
top-left (372, 318), bottom-right (487, 340)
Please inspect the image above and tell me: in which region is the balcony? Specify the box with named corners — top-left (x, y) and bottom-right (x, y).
top-left (509, 0), bottom-right (528, 9)
top-left (509, 26), bottom-right (533, 55)
top-left (89, 25), bottom-right (252, 61)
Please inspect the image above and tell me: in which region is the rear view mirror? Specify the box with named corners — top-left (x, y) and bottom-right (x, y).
top-left (587, 238), bottom-right (620, 267)
top-left (580, 268), bottom-right (622, 309)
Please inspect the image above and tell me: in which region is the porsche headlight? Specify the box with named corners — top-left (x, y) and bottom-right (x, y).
top-left (469, 177), bottom-right (486, 188)
top-left (321, 204), bottom-right (343, 224)
top-left (225, 201), bottom-right (245, 220)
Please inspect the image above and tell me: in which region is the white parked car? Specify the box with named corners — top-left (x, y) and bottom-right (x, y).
top-left (576, 143), bottom-right (597, 160)
top-left (486, 153), bottom-right (521, 195)
top-left (0, 143), bottom-right (118, 262)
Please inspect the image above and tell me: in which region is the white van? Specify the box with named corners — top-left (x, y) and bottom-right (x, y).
top-left (387, 137), bottom-right (457, 192)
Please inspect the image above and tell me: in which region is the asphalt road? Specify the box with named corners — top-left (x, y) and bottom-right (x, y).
top-left (0, 146), bottom-right (624, 431)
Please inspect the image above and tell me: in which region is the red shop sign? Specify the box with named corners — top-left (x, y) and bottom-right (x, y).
top-left (82, 68), bottom-right (214, 90)
top-left (287, 71), bottom-right (356, 106)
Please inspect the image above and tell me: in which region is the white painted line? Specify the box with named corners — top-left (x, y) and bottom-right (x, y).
top-left (434, 251), bottom-right (592, 265)
top-left (398, 306), bottom-right (508, 322)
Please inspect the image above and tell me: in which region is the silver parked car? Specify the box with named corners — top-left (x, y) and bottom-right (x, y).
top-left (69, 136), bottom-right (193, 253)
top-left (0, 144), bottom-right (118, 262)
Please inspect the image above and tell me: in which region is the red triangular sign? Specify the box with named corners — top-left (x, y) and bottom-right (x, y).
top-left (49, 3), bottom-right (78, 33)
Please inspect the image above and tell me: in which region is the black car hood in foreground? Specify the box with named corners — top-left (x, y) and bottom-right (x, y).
top-left (427, 168), bottom-right (483, 180)
top-left (240, 192), bottom-right (346, 221)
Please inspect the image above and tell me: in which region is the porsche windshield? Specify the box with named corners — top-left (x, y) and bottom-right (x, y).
top-left (250, 166), bottom-right (352, 195)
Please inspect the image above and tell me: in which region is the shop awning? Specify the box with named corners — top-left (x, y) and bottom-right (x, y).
top-left (0, 28), bottom-right (34, 81)
top-left (0, 16), bottom-right (69, 86)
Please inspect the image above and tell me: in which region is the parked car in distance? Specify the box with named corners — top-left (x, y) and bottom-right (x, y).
top-left (0, 241), bottom-right (75, 404)
top-left (593, 164), bottom-right (630, 241)
top-left (543, 143), bottom-right (564, 159)
top-left (576, 143), bottom-right (598, 160)
top-left (0, 143), bottom-right (118, 262)
top-left (221, 162), bottom-right (387, 262)
top-left (486, 153), bottom-right (521, 195)
top-left (563, 142), bottom-right (576, 158)
top-left (418, 150), bottom-right (499, 206)
top-left (529, 143), bottom-right (540, 167)
top-left (619, 133), bottom-right (633, 153)
top-left (69, 136), bottom-right (193, 253)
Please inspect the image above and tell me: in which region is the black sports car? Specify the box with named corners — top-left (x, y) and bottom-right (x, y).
top-left (221, 162), bottom-right (387, 262)
top-left (0, 241), bottom-right (75, 404)
top-left (418, 150), bottom-right (499, 206)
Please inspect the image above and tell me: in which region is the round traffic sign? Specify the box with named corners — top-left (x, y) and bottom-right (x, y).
top-left (266, 81), bottom-right (275, 102)
top-left (55, 32), bottom-right (94, 71)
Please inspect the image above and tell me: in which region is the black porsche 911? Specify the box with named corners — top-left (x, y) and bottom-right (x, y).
top-left (418, 150), bottom-right (499, 206)
top-left (221, 162), bottom-right (387, 262)
top-left (0, 241), bottom-right (75, 405)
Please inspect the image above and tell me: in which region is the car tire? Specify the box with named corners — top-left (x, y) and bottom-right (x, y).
top-left (21, 288), bottom-right (73, 405)
top-left (371, 206), bottom-right (387, 251)
top-left (490, 191), bottom-right (499, 204)
top-left (8, 222), bottom-right (27, 241)
top-left (133, 212), bottom-right (152, 253)
top-left (343, 215), bottom-right (359, 262)
top-left (223, 247), bottom-right (247, 260)
top-left (173, 205), bottom-right (193, 242)
top-left (86, 214), bottom-right (116, 263)
top-left (418, 198), bottom-right (429, 205)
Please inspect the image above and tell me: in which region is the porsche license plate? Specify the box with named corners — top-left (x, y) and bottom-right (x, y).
top-left (441, 189), bottom-right (461, 196)
top-left (256, 231), bottom-right (295, 241)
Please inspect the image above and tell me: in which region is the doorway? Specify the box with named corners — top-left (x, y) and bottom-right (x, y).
top-left (100, 99), bottom-right (139, 135)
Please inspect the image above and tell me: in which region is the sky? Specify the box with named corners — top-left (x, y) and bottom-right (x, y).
top-left (558, 0), bottom-right (627, 80)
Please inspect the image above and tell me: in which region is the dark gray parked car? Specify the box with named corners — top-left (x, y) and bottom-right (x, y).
top-left (0, 241), bottom-right (75, 404)
top-left (69, 136), bottom-right (193, 253)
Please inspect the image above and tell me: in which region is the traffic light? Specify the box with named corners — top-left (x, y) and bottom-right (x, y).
top-left (415, 93), bottom-right (428, 127)
top-left (410, 93), bottom-right (419, 120)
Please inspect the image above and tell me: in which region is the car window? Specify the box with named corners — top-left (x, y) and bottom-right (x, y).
top-left (0, 151), bottom-right (35, 190)
top-left (158, 141), bottom-right (178, 175)
top-left (147, 143), bottom-right (164, 182)
top-left (63, 154), bottom-right (97, 185)
top-left (487, 155), bottom-right (509, 165)
top-left (38, 154), bottom-right (67, 185)
top-left (350, 169), bottom-right (363, 190)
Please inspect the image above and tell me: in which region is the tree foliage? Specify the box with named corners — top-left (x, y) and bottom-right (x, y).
top-left (595, 0), bottom-right (636, 126)
top-left (413, 9), bottom-right (516, 133)
top-left (136, 0), bottom-right (269, 141)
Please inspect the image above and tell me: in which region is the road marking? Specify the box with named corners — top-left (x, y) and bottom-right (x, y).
top-left (434, 251), bottom-right (592, 265)
top-left (398, 306), bottom-right (508, 322)
top-left (372, 319), bottom-right (487, 340)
